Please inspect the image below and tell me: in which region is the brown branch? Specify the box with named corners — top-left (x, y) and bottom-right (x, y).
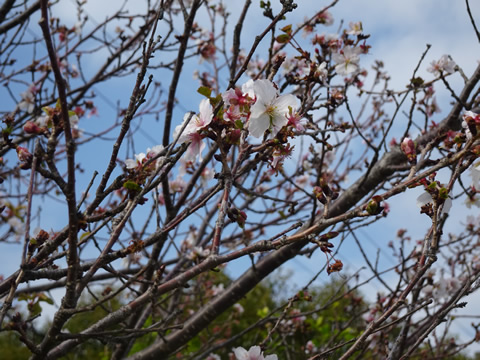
top-left (0, 0), bottom-right (40, 35)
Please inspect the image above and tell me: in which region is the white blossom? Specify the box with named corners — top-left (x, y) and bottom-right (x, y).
top-left (332, 46), bottom-right (362, 76)
top-left (248, 79), bottom-right (298, 138)
top-left (427, 54), bottom-right (456, 76)
top-left (233, 346), bottom-right (278, 360)
top-left (416, 191), bottom-right (452, 213)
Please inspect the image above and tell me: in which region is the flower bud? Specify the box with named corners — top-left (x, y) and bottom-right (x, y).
top-left (23, 121), bottom-right (43, 135)
top-left (401, 137), bottom-right (416, 164)
top-left (16, 146), bottom-right (33, 164)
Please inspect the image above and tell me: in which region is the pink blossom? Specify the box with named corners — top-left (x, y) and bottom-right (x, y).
top-left (316, 10), bottom-right (334, 26)
top-left (200, 167), bottom-right (214, 187)
top-left (400, 137), bottom-right (415, 154)
top-left (400, 137), bottom-right (416, 163)
top-left (222, 81), bottom-right (255, 123)
top-left (16, 146), bottom-right (32, 163)
top-left (174, 99), bottom-right (213, 162)
top-left (286, 107), bottom-right (305, 131)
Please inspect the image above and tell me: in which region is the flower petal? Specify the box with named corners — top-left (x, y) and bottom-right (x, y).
top-left (248, 113), bottom-right (271, 138)
top-left (253, 79), bottom-right (277, 105)
top-left (233, 347), bottom-right (249, 360)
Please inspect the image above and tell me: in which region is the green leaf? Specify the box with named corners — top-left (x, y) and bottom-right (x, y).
top-left (29, 301), bottom-right (42, 317)
top-left (80, 231), bottom-right (91, 241)
top-left (123, 180), bottom-right (142, 192)
top-left (18, 294), bottom-right (32, 302)
top-left (197, 86), bottom-right (212, 98)
top-left (439, 187), bottom-right (449, 200)
top-left (410, 77), bottom-right (424, 88)
top-left (280, 24), bottom-right (292, 34)
top-left (276, 34), bottom-right (290, 44)
top-left (37, 293), bottom-right (54, 305)
top-left (257, 306), bottom-right (269, 318)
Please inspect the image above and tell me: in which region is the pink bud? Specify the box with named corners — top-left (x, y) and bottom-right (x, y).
top-left (401, 137), bottom-right (416, 164)
top-left (23, 121), bottom-right (43, 134)
top-left (401, 137), bottom-right (415, 155)
top-left (16, 146), bottom-right (33, 163)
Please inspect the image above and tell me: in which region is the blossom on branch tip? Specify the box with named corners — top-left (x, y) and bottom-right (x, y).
top-left (346, 21), bottom-right (363, 36)
top-left (233, 346), bottom-right (278, 360)
top-left (316, 10), bottom-right (334, 26)
top-left (125, 153), bottom-right (146, 169)
top-left (400, 137), bottom-right (416, 164)
top-left (248, 79), bottom-right (298, 138)
top-left (427, 54), bottom-right (456, 77)
top-left (16, 146), bottom-right (33, 164)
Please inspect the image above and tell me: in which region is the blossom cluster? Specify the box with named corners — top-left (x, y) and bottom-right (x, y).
top-left (171, 79), bottom-right (300, 167)
top-left (125, 145), bottom-right (164, 171)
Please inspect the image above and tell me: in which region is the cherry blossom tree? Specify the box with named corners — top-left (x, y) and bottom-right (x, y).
top-left (1, 0), bottom-right (480, 359)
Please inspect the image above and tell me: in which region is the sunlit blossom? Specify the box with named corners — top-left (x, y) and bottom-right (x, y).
top-left (302, 61), bottom-right (328, 84)
top-left (125, 152), bottom-right (146, 169)
top-left (248, 79), bottom-right (298, 138)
